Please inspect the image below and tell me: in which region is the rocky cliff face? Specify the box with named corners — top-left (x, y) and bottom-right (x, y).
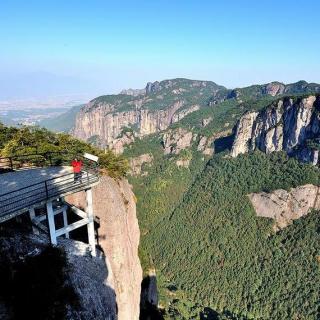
top-left (231, 95), bottom-right (320, 164)
top-left (72, 79), bottom-right (226, 151)
top-left (72, 99), bottom-right (198, 150)
top-left (0, 232), bottom-right (117, 320)
top-left (72, 80), bottom-right (320, 155)
top-left (109, 131), bottom-right (136, 155)
top-left (129, 154), bottom-right (153, 176)
top-left (249, 184), bottom-right (320, 230)
top-left (66, 176), bottom-right (142, 320)
top-left (227, 81), bottom-right (320, 101)
top-left (162, 128), bottom-right (195, 155)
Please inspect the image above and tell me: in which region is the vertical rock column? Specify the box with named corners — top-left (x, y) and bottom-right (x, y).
top-left (66, 176), bottom-right (143, 320)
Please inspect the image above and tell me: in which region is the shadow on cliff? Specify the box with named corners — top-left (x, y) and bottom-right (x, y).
top-left (200, 307), bottom-right (220, 319)
top-left (0, 224), bottom-right (118, 320)
top-left (65, 207), bottom-right (106, 258)
top-left (140, 275), bottom-right (164, 320)
top-left (214, 133), bottom-right (234, 154)
top-left (65, 239), bottom-right (118, 320)
top-left (200, 307), bottom-right (247, 320)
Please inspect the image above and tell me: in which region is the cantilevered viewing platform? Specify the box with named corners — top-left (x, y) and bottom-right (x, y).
top-left (0, 152), bottom-right (100, 256)
top-left (0, 166), bottom-right (99, 222)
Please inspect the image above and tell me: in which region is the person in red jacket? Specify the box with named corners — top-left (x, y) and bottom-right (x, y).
top-left (71, 158), bottom-right (83, 183)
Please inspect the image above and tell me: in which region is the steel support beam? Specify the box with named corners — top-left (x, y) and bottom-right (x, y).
top-left (29, 207), bottom-right (39, 235)
top-left (46, 200), bottom-right (57, 245)
top-left (86, 188), bottom-right (96, 256)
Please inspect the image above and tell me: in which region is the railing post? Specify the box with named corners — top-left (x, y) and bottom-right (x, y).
top-left (9, 157), bottom-right (13, 170)
top-left (29, 208), bottom-right (39, 235)
top-left (62, 207), bottom-right (69, 239)
top-left (45, 181), bottom-right (49, 198)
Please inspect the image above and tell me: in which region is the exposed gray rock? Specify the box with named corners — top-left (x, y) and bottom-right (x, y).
top-left (146, 81), bottom-right (161, 95)
top-left (66, 177), bottom-right (142, 320)
top-left (231, 111), bottom-right (259, 156)
top-left (171, 104), bottom-right (200, 122)
top-left (0, 233), bottom-right (117, 320)
top-left (73, 100), bottom-right (198, 148)
top-left (202, 117), bottom-right (213, 127)
top-left (197, 136), bottom-right (214, 155)
top-left (176, 159), bottom-right (191, 168)
top-left (129, 154), bottom-right (153, 175)
top-left (296, 147), bottom-right (319, 165)
top-left (248, 184), bottom-right (320, 230)
top-left (109, 131), bottom-right (135, 155)
top-left (162, 128), bottom-right (194, 154)
top-left (197, 136), bottom-right (208, 151)
top-left (264, 82), bottom-right (285, 96)
top-left (120, 88), bottom-right (146, 96)
top-left (231, 95), bottom-right (320, 164)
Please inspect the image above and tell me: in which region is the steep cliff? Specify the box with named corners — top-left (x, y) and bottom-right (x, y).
top-left (129, 153), bottom-right (153, 175)
top-left (0, 232), bottom-right (117, 320)
top-left (162, 128), bottom-right (195, 155)
top-left (66, 176), bottom-right (142, 320)
top-left (72, 79), bottom-right (225, 150)
top-left (226, 80), bottom-right (320, 101)
top-left (231, 95), bottom-right (320, 164)
top-left (0, 175), bottom-right (142, 320)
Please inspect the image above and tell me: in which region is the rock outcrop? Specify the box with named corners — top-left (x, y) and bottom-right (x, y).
top-left (202, 117), bottom-right (213, 127)
top-left (72, 78), bottom-right (227, 148)
top-left (162, 128), bottom-right (194, 154)
top-left (129, 154), bottom-right (153, 176)
top-left (227, 81), bottom-right (320, 101)
top-left (248, 184), bottom-right (320, 230)
top-left (176, 159), bottom-right (191, 168)
top-left (109, 131), bottom-right (135, 155)
top-left (72, 100), bottom-right (199, 148)
top-left (66, 176), bottom-right (142, 320)
top-left (197, 129), bottom-right (232, 156)
top-left (197, 135), bottom-right (214, 155)
top-left (0, 232), bottom-right (117, 320)
top-left (231, 95), bottom-right (320, 164)
top-left (120, 88), bottom-right (146, 96)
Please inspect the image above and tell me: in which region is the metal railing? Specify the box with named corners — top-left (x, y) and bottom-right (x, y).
top-left (0, 151), bottom-right (100, 221)
top-left (0, 151), bottom-right (98, 172)
top-left (0, 170), bottom-right (99, 221)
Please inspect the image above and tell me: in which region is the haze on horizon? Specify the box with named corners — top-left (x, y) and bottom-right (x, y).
top-left (1, 0), bottom-right (320, 101)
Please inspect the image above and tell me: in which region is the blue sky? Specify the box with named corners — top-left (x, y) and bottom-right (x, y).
top-left (0, 0), bottom-right (319, 99)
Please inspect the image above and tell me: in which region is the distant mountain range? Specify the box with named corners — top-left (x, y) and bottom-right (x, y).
top-left (68, 78), bottom-right (320, 151)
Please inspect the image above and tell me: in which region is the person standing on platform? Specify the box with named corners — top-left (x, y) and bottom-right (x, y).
top-left (71, 158), bottom-right (83, 183)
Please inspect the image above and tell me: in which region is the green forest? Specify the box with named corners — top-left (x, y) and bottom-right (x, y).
top-left (130, 150), bottom-right (320, 319)
top-left (122, 90), bottom-right (320, 319)
top-left (0, 123), bottom-right (128, 178)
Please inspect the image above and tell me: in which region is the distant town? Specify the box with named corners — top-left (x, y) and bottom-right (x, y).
top-left (0, 95), bottom-right (89, 126)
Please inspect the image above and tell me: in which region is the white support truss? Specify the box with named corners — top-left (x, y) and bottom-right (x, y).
top-left (30, 189), bottom-right (97, 256)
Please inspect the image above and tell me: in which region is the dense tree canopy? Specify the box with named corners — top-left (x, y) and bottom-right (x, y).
top-left (0, 123), bottom-right (128, 178)
top-left (131, 150), bottom-right (320, 319)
